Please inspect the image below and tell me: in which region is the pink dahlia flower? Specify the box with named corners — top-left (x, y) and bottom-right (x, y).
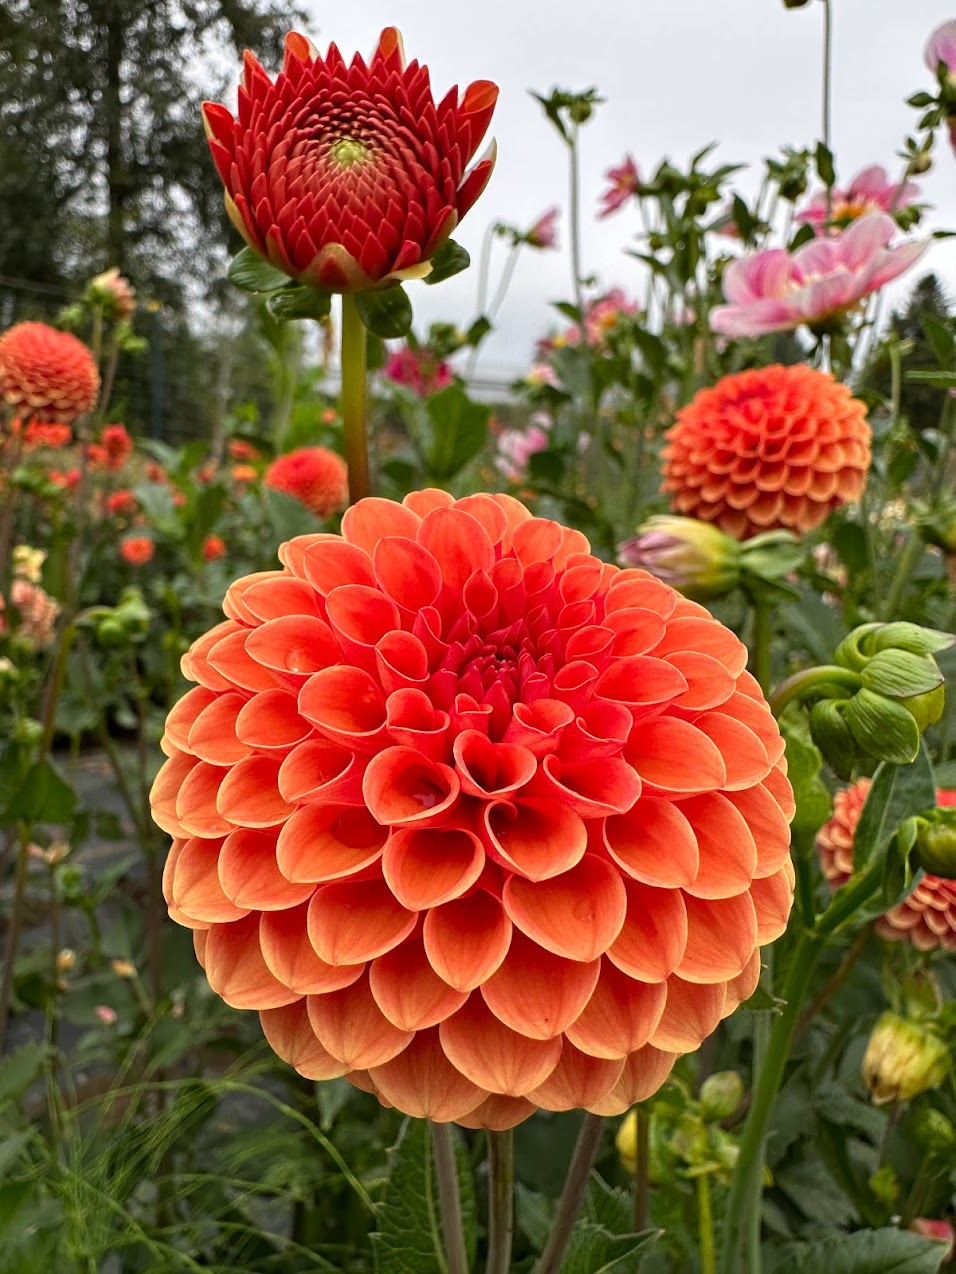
top-left (710, 212), bottom-right (929, 339)
top-left (925, 21), bottom-right (956, 77)
top-left (496, 415), bottom-right (552, 482)
top-left (525, 208), bottom-right (559, 250)
top-left (797, 166), bottom-right (920, 231)
top-left (585, 290), bottom-right (639, 347)
top-left (599, 156), bottom-right (640, 219)
top-left (383, 346), bottom-right (453, 397)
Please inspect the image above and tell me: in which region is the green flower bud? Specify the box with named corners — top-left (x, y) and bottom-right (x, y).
top-left (619, 516), bottom-right (741, 601)
top-left (96, 618), bottom-right (127, 648)
top-left (14, 718), bottom-right (43, 746)
top-left (808, 699), bottom-right (857, 778)
top-left (900, 685), bottom-right (945, 734)
top-left (862, 1012), bottom-right (950, 1105)
top-left (699, 1071), bottom-right (745, 1121)
top-left (912, 1107), bottom-right (956, 1154)
top-left (616, 1109), bottom-right (639, 1175)
top-left (914, 808), bottom-right (956, 878)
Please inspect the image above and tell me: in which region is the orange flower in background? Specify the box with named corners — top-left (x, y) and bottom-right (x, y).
top-left (0, 322), bottom-right (100, 424)
top-left (231, 464), bottom-right (258, 485)
top-left (99, 423), bottom-right (134, 471)
top-left (120, 536), bottom-right (154, 566)
top-left (152, 490), bottom-right (795, 1129)
top-left (49, 468), bottom-right (81, 491)
top-left (228, 440), bottom-right (261, 462)
top-left (22, 421), bottom-right (72, 450)
top-left (264, 448), bottom-right (348, 519)
top-left (203, 534), bottom-right (228, 561)
top-left (202, 29), bottom-right (497, 292)
top-left (817, 780), bottom-right (956, 951)
top-left (661, 365), bottom-right (871, 540)
top-left (106, 490), bottom-right (138, 517)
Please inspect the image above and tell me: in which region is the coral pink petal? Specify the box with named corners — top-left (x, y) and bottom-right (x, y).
top-left (217, 755), bottom-right (295, 828)
top-left (382, 827), bottom-right (485, 909)
top-left (677, 892), bottom-right (759, 983)
top-left (259, 904), bottom-right (365, 995)
top-left (651, 976), bottom-right (726, 1052)
top-left (307, 878), bottom-right (418, 965)
top-left (483, 799), bottom-right (587, 881)
top-left (566, 961), bottom-right (667, 1059)
top-left (679, 793), bottom-right (759, 899)
top-left (423, 891), bottom-right (513, 991)
top-left (587, 1045), bottom-right (678, 1115)
top-left (369, 1028), bottom-right (485, 1122)
top-left (608, 879), bottom-right (688, 982)
top-left (259, 1000), bottom-right (348, 1079)
top-left (440, 995), bottom-right (562, 1096)
top-left (306, 974), bottom-right (414, 1068)
top-left (276, 805), bottom-right (387, 882)
top-left (204, 914), bottom-right (300, 1009)
top-left (604, 799), bottom-right (700, 889)
top-left (362, 747), bottom-right (460, 826)
top-left (218, 827), bottom-right (314, 910)
top-left (481, 931), bottom-right (600, 1039)
top-left (455, 1094), bottom-right (537, 1130)
top-left (502, 855), bottom-right (627, 961)
top-left (527, 1041), bottom-right (625, 1112)
top-left (370, 938), bottom-right (470, 1030)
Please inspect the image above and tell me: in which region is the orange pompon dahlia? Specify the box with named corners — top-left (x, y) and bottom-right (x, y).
top-left (0, 322), bottom-right (100, 425)
top-left (151, 491), bottom-right (795, 1129)
top-left (203, 29), bottom-right (498, 293)
top-left (661, 365), bottom-right (871, 540)
top-left (818, 781), bottom-right (956, 952)
top-left (265, 448), bottom-right (348, 519)
top-left (120, 536), bottom-right (154, 566)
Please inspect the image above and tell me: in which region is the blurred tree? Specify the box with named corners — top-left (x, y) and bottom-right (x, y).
top-left (866, 273), bottom-right (953, 434)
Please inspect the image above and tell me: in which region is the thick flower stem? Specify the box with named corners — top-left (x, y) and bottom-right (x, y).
top-left (696, 1174), bottom-right (717, 1274)
top-left (535, 1112), bottom-right (605, 1274)
top-left (339, 293), bottom-right (371, 504)
top-left (0, 823), bottom-right (31, 1055)
top-left (768, 665), bottom-right (860, 718)
top-left (485, 1130), bottom-right (514, 1274)
top-left (430, 1122), bottom-right (468, 1274)
top-left (567, 123), bottom-right (585, 319)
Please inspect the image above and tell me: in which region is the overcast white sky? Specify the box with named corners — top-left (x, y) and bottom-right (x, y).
top-left (296, 1), bottom-right (956, 374)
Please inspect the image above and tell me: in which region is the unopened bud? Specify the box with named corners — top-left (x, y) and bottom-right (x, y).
top-left (111, 959), bottom-right (136, 979)
top-left (616, 1110), bottom-right (639, 1175)
top-left (912, 1107), bottom-right (956, 1154)
top-left (619, 515), bottom-right (741, 601)
top-left (56, 948), bottom-right (76, 973)
top-left (862, 1012), bottom-right (950, 1105)
top-left (699, 1071), bottom-right (745, 1121)
top-left (914, 807), bottom-right (956, 878)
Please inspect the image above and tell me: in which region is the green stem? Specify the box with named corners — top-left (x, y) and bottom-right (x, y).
top-left (339, 294), bottom-right (371, 504)
top-left (880, 531), bottom-right (923, 622)
top-left (632, 1107), bottom-right (650, 1232)
top-left (0, 823), bottom-right (32, 1055)
top-left (536, 1113), bottom-right (604, 1274)
top-left (743, 950), bottom-right (774, 1274)
top-left (822, 0), bottom-right (833, 221)
top-left (430, 1122), bottom-right (468, 1274)
top-left (768, 666), bottom-right (860, 718)
top-left (485, 1130), bottom-right (514, 1274)
top-left (750, 597), bottom-right (773, 696)
top-left (697, 1175), bottom-right (717, 1274)
top-left (568, 124), bottom-right (585, 318)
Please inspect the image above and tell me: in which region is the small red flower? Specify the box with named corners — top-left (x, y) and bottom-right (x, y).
top-left (22, 421), bottom-right (72, 451)
top-left (383, 345), bottom-right (453, 396)
top-left (229, 440), bottom-right (261, 462)
top-left (817, 780), bottom-right (956, 951)
top-left (106, 490), bottom-right (138, 517)
top-left (0, 322), bottom-right (100, 424)
top-left (153, 490), bottom-right (794, 1129)
top-left (99, 424), bottom-right (134, 471)
top-left (232, 464), bottom-right (258, 485)
top-left (49, 468), bottom-right (81, 491)
top-left (264, 448), bottom-right (348, 518)
top-left (203, 534), bottom-right (228, 561)
top-left (661, 365), bottom-right (872, 539)
top-left (145, 461), bottom-right (167, 483)
top-left (120, 536), bottom-right (154, 566)
top-left (203, 29), bottom-right (498, 293)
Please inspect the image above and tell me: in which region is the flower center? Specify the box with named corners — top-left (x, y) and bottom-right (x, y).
top-left (329, 136), bottom-right (370, 168)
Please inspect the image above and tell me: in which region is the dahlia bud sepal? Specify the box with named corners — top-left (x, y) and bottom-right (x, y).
top-left (862, 1012), bottom-right (950, 1105)
top-left (228, 248), bottom-right (333, 323)
top-left (913, 807), bottom-right (956, 878)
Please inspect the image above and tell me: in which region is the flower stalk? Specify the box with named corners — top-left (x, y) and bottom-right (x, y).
top-left (485, 1130), bottom-right (515, 1274)
top-left (535, 1113), bottom-right (605, 1274)
top-left (431, 1122), bottom-right (469, 1274)
top-left (339, 294), bottom-right (371, 504)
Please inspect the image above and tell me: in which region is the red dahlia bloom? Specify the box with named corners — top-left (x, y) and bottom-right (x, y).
top-left (817, 781), bottom-right (956, 951)
top-left (0, 322), bottom-right (100, 425)
top-left (661, 364), bottom-right (871, 540)
top-left (22, 421), bottom-right (72, 450)
top-left (120, 536), bottom-right (154, 566)
top-left (152, 491), bottom-right (795, 1129)
top-left (265, 448), bottom-right (348, 518)
top-left (204, 534), bottom-right (228, 562)
top-left (203, 29), bottom-right (498, 293)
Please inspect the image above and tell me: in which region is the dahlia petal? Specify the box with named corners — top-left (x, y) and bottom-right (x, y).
top-left (382, 826), bottom-right (484, 909)
top-left (245, 615), bottom-right (341, 680)
top-left (678, 892), bottom-right (759, 984)
top-left (298, 666), bottom-right (388, 750)
top-left (218, 828), bottom-right (314, 910)
top-left (695, 712), bottom-right (771, 789)
top-left (369, 1028), bottom-right (484, 1122)
top-left (750, 863), bottom-right (796, 943)
top-left (307, 878), bottom-right (418, 965)
top-left (502, 699), bottom-right (575, 755)
top-left (626, 718), bottom-right (727, 796)
top-left (502, 856), bottom-right (627, 962)
top-left (586, 1045), bottom-right (678, 1115)
top-left (481, 931), bottom-right (600, 1040)
top-left (385, 687), bottom-right (452, 760)
top-left (653, 617), bottom-right (748, 676)
top-left (651, 976), bottom-right (725, 1052)
top-left (234, 689), bottom-right (312, 752)
top-left (362, 747), bottom-right (460, 826)
top-left (277, 739), bottom-right (365, 805)
top-left (455, 143), bottom-right (497, 220)
top-left (527, 755), bottom-right (641, 818)
top-left (727, 782), bottom-right (793, 878)
top-left (455, 1094), bottom-right (536, 1130)
top-left (260, 1000), bottom-right (349, 1080)
top-left (169, 836), bottom-right (249, 925)
top-left (186, 693), bottom-right (253, 765)
top-left (369, 938), bottom-right (469, 1030)
top-left (341, 498), bottom-right (420, 553)
top-left (276, 805), bottom-right (387, 882)
top-left (302, 539), bottom-right (377, 594)
top-left (373, 537), bottom-right (443, 610)
top-left (680, 793), bottom-right (759, 899)
top-left (375, 631), bottom-right (430, 694)
top-left (763, 763), bottom-right (797, 821)
top-left (666, 652), bottom-right (736, 712)
top-left (204, 914), bottom-right (300, 1009)
top-left (182, 622), bottom-right (240, 692)
top-left (527, 1041), bottom-right (625, 1112)
top-left (206, 629), bottom-right (281, 693)
top-left (216, 755), bottom-right (294, 829)
top-left (260, 904), bottom-right (365, 994)
top-left (440, 994), bottom-right (562, 1096)
top-left (152, 751), bottom-right (200, 837)
top-left (453, 731), bottom-right (537, 798)
top-left (176, 761), bottom-right (233, 838)
top-left (306, 974), bottom-right (414, 1068)
top-left (326, 585), bottom-right (401, 664)
top-left (237, 575), bottom-right (323, 623)
top-left (423, 891), bottom-right (512, 991)
top-left (483, 799), bottom-right (587, 881)
top-left (416, 507), bottom-right (495, 591)
top-left (164, 686), bottom-right (218, 753)
top-left (722, 949), bottom-right (762, 1015)
top-left (594, 656), bottom-right (688, 716)
top-left (608, 880), bottom-right (688, 982)
top-left (452, 493), bottom-right (509, 546)
top-left (307, 242), bottom-right (372, 292)
top-left (402, 488), bottom-right (455, 517)
top-left (604, 798), bottom-right (700, 889)
top-left (565, 961), bottom-right (667, 1059)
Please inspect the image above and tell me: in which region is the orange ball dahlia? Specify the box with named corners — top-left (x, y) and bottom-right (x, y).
top-left (0, 322), bottom-right (100, 425)
top-left (661, 364), bottom-right (871, 540)
top-left (202, 28), bottom-right (498, 293)
top-left (817, 780), bottom-right (956, 951)
top-left (151, 491), bottom-right (795, 1129)
top-left (264, 447), bottom-right (348, 519)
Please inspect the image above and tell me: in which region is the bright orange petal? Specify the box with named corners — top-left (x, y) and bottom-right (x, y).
top-left (439, 995), bottom-right (562, 1096)
top-left (369, 937), bottom-right (469, 1030)
top-left (307, 878), bottom-right (417, 965)
top-left (259, 903), bottom-right (365, 995)
top-left (502, 855), bottom-right (626, 961)
top-left (677, 892), bottom-right (758, 983)
top-left (369, 1028), bottom-right (484, 1121)
top-left (204, 914), bottom-right (300, 1009)
top-left (565, 961), bottom-right (667, 1059)
top-left (423, 890), bottom-right (512, 991)
top-left (608, 880), bottom-right (687, 982)
top-left (306, 973), bottom-right (414, 1068)
top-left (527, 1041), bottom-right (625, 1112)
top-left (382, 826), bottom-right (484, 909)
top-left (651, 976), bottom-right (725, 1052)
top-left (260, 1000), bottom-right (348, 1079)
top-left (481, 931), bottom-right (600, 1040)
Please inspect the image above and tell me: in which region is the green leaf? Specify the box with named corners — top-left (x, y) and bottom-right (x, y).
top-left (869, 623), bottom-right (954, 657)
top-left (814, 141), bottom-right (836, 188)
top-left (465, 316), bottom-right (492, 347)
top-left (0, 1043), bottom-right (47, 1105)
top-left (264, 487), bottom-right (325, 541)
top-left (356, 286), bottom-right (413, 338)
top-left (920, 313), bottom-right (953, 368)
top-left (424, 239), bottom-right (471, 285)
top-left (420, 384), bottom-right (491, 480)
top-left (852, 745), bottom-right (936, 872)
top-left (227, 246), bottom-right (289, 294)
top-left (904, 370), bottom-right (956, 388)
top-left (2, 760), bottom-right (77, 823)
top-left (266, 284), bottom-right (332, 322)
top-left (861, 650), bottom-right (944, 699)
top-left (315, 1076), bottom-right (354, 1131)
top-left (844, 690), bottom-right (921, 765)
top-left (781, 719), bottom-right (833, 845)
top-left (372, 1119), bottom-right (476, 1274)
top-left (773, 1227), bottom-right (947, 1273)
top-left (558, 1177), bottom-right (657, 1274)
